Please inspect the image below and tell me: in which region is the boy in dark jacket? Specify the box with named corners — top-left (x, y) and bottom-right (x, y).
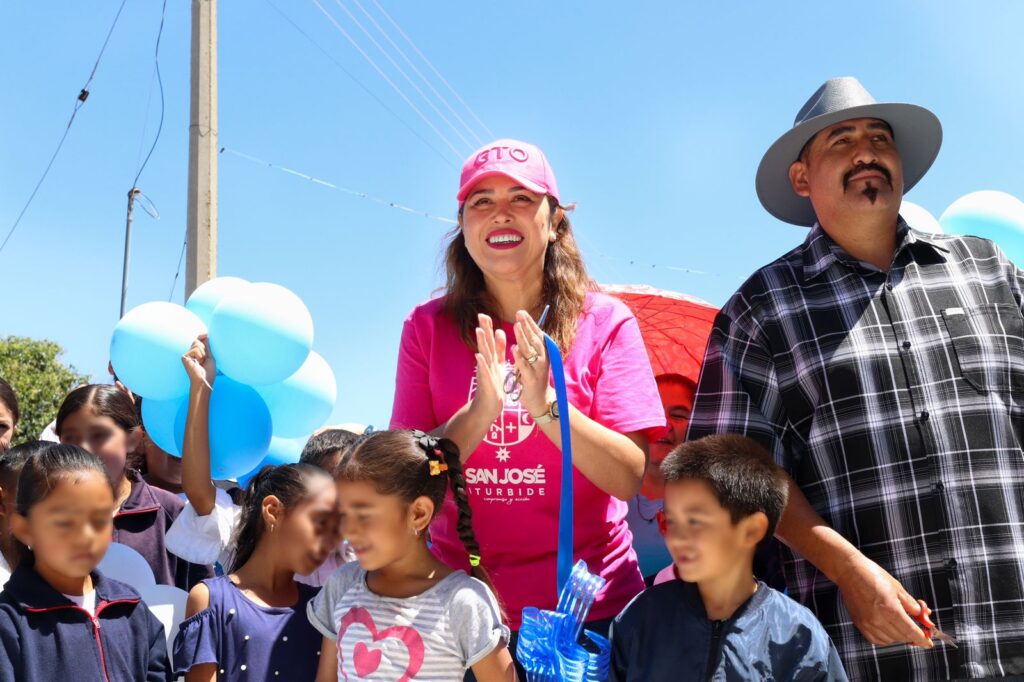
top-left (610, 435), bottom-right (847, 681)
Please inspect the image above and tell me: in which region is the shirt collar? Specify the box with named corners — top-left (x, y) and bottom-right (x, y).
top-left (4, 565), bottom-right (139, 610)
top-left (118, 468), bottom-right (161, 514)
top-left (802, 216), bottom-right (950, 281)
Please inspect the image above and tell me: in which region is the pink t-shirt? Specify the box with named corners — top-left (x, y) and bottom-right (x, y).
top-left (390, 292), bottom-right (666, 629)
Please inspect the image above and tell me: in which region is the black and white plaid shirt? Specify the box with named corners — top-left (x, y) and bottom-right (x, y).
top-left (688, 220), bottom-right (1024, 680)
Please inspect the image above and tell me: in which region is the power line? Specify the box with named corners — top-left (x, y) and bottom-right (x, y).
top-left (221, 146), bottom-right (457, 225)
top-left (261, 0), bottom-right (456, 169)
top-left (311, 0), bottom-right (465, 161)
top-left (168, 233), bottom-right (187, 301)
top-left (370, 0), bottom-right (495, 141)
top-left (349, 0), bottom-right (484, 146)
top-left (1, 0), bottom-right (131, 255)
top-left (334, 0), bottom-right (476, 152)
top-left (132, 0), bottom-right (168, 188)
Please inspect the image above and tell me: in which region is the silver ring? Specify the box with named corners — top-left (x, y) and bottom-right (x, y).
top-left (527, 354), bottom-right (540, 365)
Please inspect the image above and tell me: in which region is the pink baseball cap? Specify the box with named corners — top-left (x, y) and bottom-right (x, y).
top-left (457, 139), bottom-right (559, 205)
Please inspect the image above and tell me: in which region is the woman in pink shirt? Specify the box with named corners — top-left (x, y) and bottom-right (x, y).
top-left (390, 139), bottom-right (666, 650)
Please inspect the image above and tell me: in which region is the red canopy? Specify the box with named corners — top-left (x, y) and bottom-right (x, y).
top-left (602, 284), bottom-right (718, 382)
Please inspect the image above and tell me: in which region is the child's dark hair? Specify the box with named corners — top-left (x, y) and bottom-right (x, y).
top-left (230, 463), bottom-right (333, 573)
top-left (300, 429), bottom-right (360, 473)
top-left (661, 435), bottom-right (789, 546)
top-left (0, 440), bottom-right (48, 494)
top-left (56, 384), bottom-right (140, 436)
top-left (0, 378), bottom-right (19, 426)
top-left (12, 443), bottom-right (113, 565)
top-left (337, 430), bottom-right (499, 603)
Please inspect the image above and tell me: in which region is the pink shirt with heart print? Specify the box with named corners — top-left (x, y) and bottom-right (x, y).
top-left (390, 292), bottom-right (666, 629)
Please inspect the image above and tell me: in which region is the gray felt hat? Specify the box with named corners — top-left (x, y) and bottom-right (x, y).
top-left (755, 77), bottom-right (942, 227)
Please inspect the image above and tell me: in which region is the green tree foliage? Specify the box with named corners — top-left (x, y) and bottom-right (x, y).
top-left (0, 336), bottom-right (90, 445)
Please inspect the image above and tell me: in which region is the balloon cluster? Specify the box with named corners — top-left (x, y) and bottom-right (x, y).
top-left (110, 277), bottom-right (337, 480)
top-left (901, 190), bottom-right (1024, 266)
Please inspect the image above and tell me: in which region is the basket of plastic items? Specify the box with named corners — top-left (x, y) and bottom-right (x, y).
top-left (516, 560), bottom-right (611, 681)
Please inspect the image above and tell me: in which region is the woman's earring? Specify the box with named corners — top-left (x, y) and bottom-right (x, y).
top-left (411, 526), bottom-right (420, 537)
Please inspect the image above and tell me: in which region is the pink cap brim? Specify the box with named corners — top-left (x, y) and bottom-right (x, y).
top-left (457, 170), bottom-right (550, 204)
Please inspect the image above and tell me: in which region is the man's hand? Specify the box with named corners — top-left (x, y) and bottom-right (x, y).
top-left (834, 554), bottom-right (933, 649)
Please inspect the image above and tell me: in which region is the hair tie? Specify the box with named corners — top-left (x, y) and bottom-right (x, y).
top-left (469, 554), bottom-right (481, 567)
top-left (412, 430), bottom-right (449, 477)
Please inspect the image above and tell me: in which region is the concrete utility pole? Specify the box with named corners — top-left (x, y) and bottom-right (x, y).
top-left (185, 0), bottom-right (218, 299)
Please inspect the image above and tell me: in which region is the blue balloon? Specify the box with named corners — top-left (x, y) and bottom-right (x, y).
top-left (185, 276), bottom-right (251, 327)
top-left (110, 302), bottom-right (207, 401)
top-left (236, 435), bottom-right (307, 490)
top-left (140, 396), bottom-right (187, 457)
top-left (258, 351), bottom-right (337, 438)
top-left (175, 376), bottom-right (273, 480)
top-left (208, 282), bottom-right (314, 386)
top-left (940, 191), bottom-right (1024, 267)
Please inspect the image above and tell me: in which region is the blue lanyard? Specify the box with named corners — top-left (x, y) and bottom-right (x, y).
top-left (544, 333), bottom-right (574, 594)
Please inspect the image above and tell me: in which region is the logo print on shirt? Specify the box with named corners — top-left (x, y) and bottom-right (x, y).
top-left (468, 363), bottom-right (535, 461)
top-left (337, 607), bottom-right (425, 682)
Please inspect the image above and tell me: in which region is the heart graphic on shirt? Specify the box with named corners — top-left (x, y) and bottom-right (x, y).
top-left (338, 607), bottom-right (425, 682)
top-left (353, 642), bottom-right (383, 676)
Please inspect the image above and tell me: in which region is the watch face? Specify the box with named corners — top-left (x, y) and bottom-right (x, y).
top-left (551, 401), bottom-right (559, 418)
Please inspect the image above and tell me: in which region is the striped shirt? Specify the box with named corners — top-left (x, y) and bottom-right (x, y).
top-left (687, 220), bottom-right (1024, 680)
top-left (308, 563), bottom-right (509, 680)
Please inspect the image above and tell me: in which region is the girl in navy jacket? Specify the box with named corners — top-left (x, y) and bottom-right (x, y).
top-left (56, 384), bottom-right (212, 591)
top-left (0, 443), bottom-right (171, 681)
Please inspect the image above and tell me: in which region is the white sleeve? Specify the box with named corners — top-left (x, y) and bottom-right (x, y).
top-left (450, 577), bottom-right (510, 668)
top-left (165, 488), bottom-right (241, 568)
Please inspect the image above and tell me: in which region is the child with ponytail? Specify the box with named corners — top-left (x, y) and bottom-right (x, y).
top-left (56, 384), bottom-right (212, 591)
top-left (173, 462), bottom-right (340, 681)
top-left (308, 430), bottom-right (515, 681)
top-left (0, 443), bottom-right (171, 681)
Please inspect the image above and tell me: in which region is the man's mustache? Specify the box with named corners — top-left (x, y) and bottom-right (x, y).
top-left (843, 162), bottom-right (893, 191)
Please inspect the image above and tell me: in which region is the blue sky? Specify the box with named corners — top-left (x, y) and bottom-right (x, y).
top-left (3, 1), bottom-right (1023, 429)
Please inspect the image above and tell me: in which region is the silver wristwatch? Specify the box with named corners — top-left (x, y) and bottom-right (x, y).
top-left (532, 400), bottom-right (560, 425)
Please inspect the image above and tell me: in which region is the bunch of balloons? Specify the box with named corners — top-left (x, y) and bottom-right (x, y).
top-left (110, 277), bottom-right (337, 480)
top-left (901, 191), bottom-right (1024, 266)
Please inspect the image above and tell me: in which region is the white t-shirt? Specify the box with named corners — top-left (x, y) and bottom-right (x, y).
top-left (62, 589), bottom-right (97, 617)
top-left (0, 552), bottom-right (11, 588)
top-left (308, 563), bottom-right (509, 680)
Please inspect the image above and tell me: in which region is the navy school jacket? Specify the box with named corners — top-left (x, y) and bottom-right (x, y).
top-left (0, 565), bottom-right (172, 682)
top-left (115, 469), bottom-right (213, 591)
top-left (610, 579), bottom-right (849, 681)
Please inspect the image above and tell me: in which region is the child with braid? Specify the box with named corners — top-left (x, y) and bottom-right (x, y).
top-left (308, 430), bottom-right (515, 681)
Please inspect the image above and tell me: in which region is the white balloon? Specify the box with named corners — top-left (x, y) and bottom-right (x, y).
top-left (98, 542), bottom-right (156, 589)
top-left (139, 584), bottom-right (189, 657)
top-left (900, 200), bottom-right (942, 234)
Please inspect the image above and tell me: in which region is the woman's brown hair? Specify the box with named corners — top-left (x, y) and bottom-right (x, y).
top-left (444, 196), bottom-right (595, 354)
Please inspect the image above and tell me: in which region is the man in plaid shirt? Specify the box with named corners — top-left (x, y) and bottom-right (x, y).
top-left (688, 77), bottom-right (1024, 679)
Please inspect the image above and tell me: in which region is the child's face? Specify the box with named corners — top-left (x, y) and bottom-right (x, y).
top-left (337, 479), bottom-right (425, 571)
top-left (273, 479), bottom-right (340, 577)
top-left (59, 407), bottom-right (139, 482)
top-left (642, 382), bottom-right (695, 500)
top-left (12, 470), bottom-right (114, 580)
top-left (142, 434), bottom-right (182, 487)
top-left (0, 401), bottom-right (15, 453)
top-left (662, 478), bottom-right (764, 584)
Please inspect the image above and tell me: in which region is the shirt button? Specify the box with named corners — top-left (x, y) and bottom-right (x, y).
top-left (934, 481), bottom-right (944, 492)
top-left (902, 341), bottom-right (912, 350)
top-left (886, 283), bottom-right (894, 291)
top-left (945, 558), bottom-right (957, 570)
top-left (919, 411), bottom-right (930, 423)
